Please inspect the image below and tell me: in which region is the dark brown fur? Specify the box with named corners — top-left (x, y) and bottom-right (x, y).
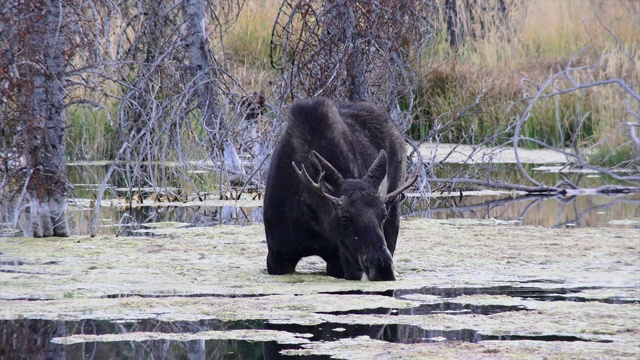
top-left (263, 97), bottom-right (410, 281)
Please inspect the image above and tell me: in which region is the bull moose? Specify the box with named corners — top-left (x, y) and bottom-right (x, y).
top-left (263, 97), bottom-right (418, 281)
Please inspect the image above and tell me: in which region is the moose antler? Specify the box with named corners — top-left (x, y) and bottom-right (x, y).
top-left (384, 170), bottom-right (418, 202)
top-left (292, 161), bottom-right (343, 206)
top-left (384, 144), bottom-right (423, 203)
top-left (309, 151), bottom-right (344, 188)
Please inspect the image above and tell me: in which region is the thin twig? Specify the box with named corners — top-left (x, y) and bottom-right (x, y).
top-left (11, 167), bottom-right (33, 229)
top-left (90, 142), bottom-right (128, 237)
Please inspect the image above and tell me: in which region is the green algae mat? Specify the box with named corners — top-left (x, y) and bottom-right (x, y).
top-left (1, 219), bottom-right (639, 359)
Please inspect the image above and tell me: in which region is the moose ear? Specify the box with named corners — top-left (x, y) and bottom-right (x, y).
top-left (309, 151), bottom-right (344, 189)
top-left (364, 150), bottom-right (388, 189)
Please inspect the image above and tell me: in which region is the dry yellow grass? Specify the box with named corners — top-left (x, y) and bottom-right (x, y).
top-left (523, 0), bottom-right (639, 46)
top-left (463, 0), bottom-right (639, 66)
top-left (414, 0), bottom-right (639, 160)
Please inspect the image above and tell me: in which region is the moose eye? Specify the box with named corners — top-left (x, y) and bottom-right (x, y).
top-left (340, 215), bottom-right (349, 224)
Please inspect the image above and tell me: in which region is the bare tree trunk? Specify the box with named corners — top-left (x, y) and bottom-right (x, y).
top-left (342, 4), bottom-right (369, 102)
top-left (183, 0), bottom-right (220, 131)
top-left (182, 0), bottom-right (244, 183)
top-left (445, 0), bottom-right (460, 48)
top-left (323, 0), bottom-right (370, 102)
top-left (26, 0), bottom-right (69, 237)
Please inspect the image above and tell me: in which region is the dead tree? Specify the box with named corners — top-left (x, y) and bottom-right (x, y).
top-left (26, 0), bottom-right (70, 237)
top-left (183, 0), bottom-right (245, 188)
top-left (1, 0), bottom-right (74, 237)
top-left (270, 0), bottom-right (434, 128)
top-left (419, 44), bottom-right (640, 196)
top-left (439, 0), bottom-right (528, 49)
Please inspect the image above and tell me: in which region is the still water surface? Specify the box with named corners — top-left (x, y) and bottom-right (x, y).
top-left (1, 286), bottom-right (619, 360)
top-left (61, 161), bottom-right (640, 236)
top-left (1, 161), bottom-right (638, 359)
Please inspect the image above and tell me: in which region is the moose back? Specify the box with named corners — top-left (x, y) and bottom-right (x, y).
top-left (263, 97), bottom-right (417, 281)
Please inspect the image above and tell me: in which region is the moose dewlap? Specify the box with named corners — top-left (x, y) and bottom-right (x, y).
top-left (263, 97), bottom-right (417, 281)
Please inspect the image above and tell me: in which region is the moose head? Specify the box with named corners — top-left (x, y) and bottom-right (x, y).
top-left (292, 150), bottom-right (416, 281)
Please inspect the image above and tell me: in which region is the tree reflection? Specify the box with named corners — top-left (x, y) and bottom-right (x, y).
top-left (0, 319), bottom-right (269, 360)
top-left (402, 194), bottom-right (640, 228)
top-left (1, 319), bottom-right (66, 360)
top-left (1, 295), bottom-right (605, 360)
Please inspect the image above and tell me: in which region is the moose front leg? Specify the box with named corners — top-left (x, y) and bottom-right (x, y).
top-left (324, 252), bottom-right (363, 280)
top-left (325, 257), bottom-right (344, 279)
top-left (338, 251), bottom-right (365, 280)
top-left (266, 250), bottom-right (299, 275)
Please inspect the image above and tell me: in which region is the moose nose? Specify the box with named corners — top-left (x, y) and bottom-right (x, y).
top-left (361, 248), bottom-right (395, 281)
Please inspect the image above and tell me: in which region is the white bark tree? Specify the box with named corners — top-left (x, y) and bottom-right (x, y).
top-left (27, 0), bottom-right (70, 237)
top-left (1, 0), bottom-right (73, 237)
top-left (183, 0), bottom-right (245, 185)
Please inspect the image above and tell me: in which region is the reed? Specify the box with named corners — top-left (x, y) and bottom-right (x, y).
top-left (224, 0), bottom-right (279, 71)
top-left (408, 0), bottom-right (638, 166)
top-left (67, 104), bottom-right (116, 160)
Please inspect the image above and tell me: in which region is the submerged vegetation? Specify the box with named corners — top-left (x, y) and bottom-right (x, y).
top-left (1, 219), bottom-right (638, 358)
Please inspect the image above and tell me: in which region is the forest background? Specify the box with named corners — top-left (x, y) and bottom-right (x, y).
top-left (1, 0), bottom-right (639, 237)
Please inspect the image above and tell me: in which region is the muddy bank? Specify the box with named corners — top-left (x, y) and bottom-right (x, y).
top-left (1, 219), bottom-right (638, 359)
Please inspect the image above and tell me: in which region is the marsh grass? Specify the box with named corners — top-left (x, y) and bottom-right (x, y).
top-left (66, 0), bottom-right (639, 168)
top-left (224, 1), bottom-right (277, 69)
top-left (409, 0), bottom-right (639, 166)
top-left (67, 104), bottom-right (116, 160)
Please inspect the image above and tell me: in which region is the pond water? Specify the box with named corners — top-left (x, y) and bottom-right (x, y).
top-left (0, 320), bottom-right (611, 360)
top-left (0, 286), bottom-right (619, 360)
top-left (58, 161), bottom-right (640, 237)
top-left (59, 191), bottom-right (639, 237)
top-left (1, 157), bottom-right (638, 359)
